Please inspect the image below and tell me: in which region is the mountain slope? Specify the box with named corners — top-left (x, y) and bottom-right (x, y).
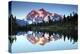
top-left (16, 19), bottom-right (27, 26)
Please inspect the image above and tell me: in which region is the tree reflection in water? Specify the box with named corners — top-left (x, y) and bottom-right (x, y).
top-left (8, 36), bottom-right (17, 53)
top-left (8, 30), bottom-right (78, 52)
top-left (26, 31), bottom-right (77, 46)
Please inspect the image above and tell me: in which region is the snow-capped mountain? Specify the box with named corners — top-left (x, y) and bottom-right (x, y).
top-left (16, 8), bottom-right (63, 26)
top-left (26, 8), bottom-right (63, 24)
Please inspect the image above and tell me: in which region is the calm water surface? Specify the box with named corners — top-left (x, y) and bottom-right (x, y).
top-left (8, 31), bottom-right (78, 53)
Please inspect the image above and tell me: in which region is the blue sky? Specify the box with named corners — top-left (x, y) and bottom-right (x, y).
top-left (10, 1), bottom-right (78, 20)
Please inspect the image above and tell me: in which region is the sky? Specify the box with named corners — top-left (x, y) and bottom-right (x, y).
top-left (10, 1), bottom-right (78, 20)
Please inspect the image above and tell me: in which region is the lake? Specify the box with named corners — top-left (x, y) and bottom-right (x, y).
top-left (8, 31), bottom-right (78, 53)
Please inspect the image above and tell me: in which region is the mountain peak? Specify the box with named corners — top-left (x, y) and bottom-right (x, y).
top-left (27, 8), bottom-right (53, 18)
top-left (26, 8), bottom-right (63, 24)
top-left (39, 8), bottom-right (46, 12)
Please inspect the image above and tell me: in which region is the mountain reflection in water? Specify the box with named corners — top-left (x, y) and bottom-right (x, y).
top-left (8, 31), bottom-right (78, 53)
top-left (26, 31), bottom-right (61, 45)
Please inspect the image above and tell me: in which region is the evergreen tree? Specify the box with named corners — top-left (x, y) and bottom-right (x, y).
top-left (63, 14), bottom-right (66, 23)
